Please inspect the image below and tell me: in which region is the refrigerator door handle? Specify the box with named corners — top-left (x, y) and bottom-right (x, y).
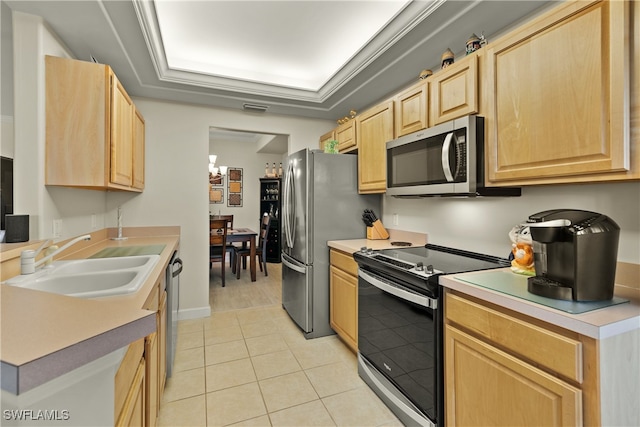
top-left (283, 165), bottom-right (289, 248)
top-left (282, 253), bottom-right (306, 274)
top-left (284, 161), bottom-right (296, 249)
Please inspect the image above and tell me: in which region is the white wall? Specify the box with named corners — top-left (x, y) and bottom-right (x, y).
top-left (383, 181), bottom-right (640, 263)
top-left (12, 11), bottom-right (108, 240)
top-left (114, 98), bottom-right (332, 319)
top-left (10, 10), bottom-right (333, 319)
top-left (0, 116), bottom-right (12, 158)
top-left (1, 1), bottom-right (14, 158)
top-left (209, 138), bottom-right (283, 228)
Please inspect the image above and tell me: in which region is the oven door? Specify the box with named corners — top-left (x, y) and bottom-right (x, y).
top-left (357, 268), bottom-right (441, 426)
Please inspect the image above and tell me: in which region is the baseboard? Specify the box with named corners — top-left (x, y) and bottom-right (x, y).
top-left (178, 306), bottom-right (211, 321)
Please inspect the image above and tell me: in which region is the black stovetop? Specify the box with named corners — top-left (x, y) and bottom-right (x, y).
top-left (378, 244), bottom-right (509, 273)
top-left (354, 244), bottom-right (510, 289)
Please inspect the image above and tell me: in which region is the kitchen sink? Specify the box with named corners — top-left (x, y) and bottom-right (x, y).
top-left (4, 255), bottom-right (160, 299)
top-left (52, 255), bottom-right (155, 275)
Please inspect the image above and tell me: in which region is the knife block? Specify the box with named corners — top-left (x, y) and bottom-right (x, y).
top-left (367, 220), bottom-right (390, 240)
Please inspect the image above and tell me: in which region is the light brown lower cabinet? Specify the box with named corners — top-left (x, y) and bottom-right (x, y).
top-left (116, 276), bottom-right (167, 427)
top-left (159, 290), bottom-right (167, 395)
top-left (444, 291), bottom-right (603, 426)
top-left (115, 339), bottom-right (146, 427)
top-left (145, 332), bottom-right (159, 427)
top-left (329, 249), bottom-right (359, 352)
top-left (445, 326), bottom-right (582, 426)
top-left (116, 359), bottom-right (145, 427)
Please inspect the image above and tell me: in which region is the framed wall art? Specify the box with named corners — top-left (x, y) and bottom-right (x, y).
top-left (209, 186), bottom-right (224, 204)
top-left (227, 167), bottom-right (243, 207)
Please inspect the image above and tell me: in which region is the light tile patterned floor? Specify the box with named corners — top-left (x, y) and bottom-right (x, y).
top-left (158, 263), bottom-right (402, 426)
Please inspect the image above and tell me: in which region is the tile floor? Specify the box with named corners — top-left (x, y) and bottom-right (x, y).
top-left (157, 262), bottom-right (402, 426)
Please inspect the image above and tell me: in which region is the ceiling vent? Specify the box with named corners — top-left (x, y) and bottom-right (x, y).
top-left (242, 103), bottom-right (269, 113)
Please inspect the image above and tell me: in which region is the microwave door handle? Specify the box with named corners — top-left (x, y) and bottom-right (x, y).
top-left (441, 132), bottom-right (455, 182)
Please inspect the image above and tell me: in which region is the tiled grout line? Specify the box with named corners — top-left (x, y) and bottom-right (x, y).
top-left (201, 325), bottom-right (210, 427)
top-left (165, 264), bottom-right (400, 426)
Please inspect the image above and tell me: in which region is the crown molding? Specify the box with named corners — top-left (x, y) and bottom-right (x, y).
top-left (132, 0), bottom-right (445, 104)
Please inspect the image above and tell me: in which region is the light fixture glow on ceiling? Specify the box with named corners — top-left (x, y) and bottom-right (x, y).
top-left (154, 0), bottom-right (409, 91)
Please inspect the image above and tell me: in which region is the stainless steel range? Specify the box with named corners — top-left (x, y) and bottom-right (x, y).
top-left (354, 244), bottom-right (510, 426)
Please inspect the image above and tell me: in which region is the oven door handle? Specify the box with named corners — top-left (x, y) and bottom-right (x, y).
top-left (359, 269), bottom-right (437, 309)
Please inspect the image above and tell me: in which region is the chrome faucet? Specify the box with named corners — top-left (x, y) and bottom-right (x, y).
top-left (20, 234), bottom-right (91, 274)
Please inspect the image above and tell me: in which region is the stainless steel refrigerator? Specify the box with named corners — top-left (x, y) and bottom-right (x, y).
top-left (281, 148), bottom-right (381, 338)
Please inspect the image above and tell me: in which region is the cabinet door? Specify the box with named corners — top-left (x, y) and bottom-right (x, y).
top-left (445, 325), bottom-right (582, 427)
top-left (395, 80), bottom-right (428, 137)
top-left (329, 265), bottom-right (358, 352)
top-left (132, 108), bottom-right (145, 190)
top-left (320, 129), bottom-right (335, 151)
top-left (116, 358), bottom-right (145, 427)
top-left (144, 332), bottom-right (158, 427)
top-left (336, 120), bottom-right (357, 153)
top-left (110, 73), bottom-right (134, 187)
top-left (486, 0), bottom-right (630, 183)
top-left (356, 101), bottom-right (394, 193)
top-left (45, 56), bottom-right (109, 188)
top-left (115, 339), bottom-right (145, 423)
top-left (159, 290), bottom-right (167, 395)
top-left (430, 54), bottom-right (478, 125)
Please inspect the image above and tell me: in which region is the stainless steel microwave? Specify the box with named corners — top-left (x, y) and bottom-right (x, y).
top-left (386, 115), bottom-right (520, 197)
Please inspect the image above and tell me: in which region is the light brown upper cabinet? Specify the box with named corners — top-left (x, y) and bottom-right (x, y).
top-left (319, 129), bottom-right (335, 151)
top-left (336, 119), bottom-right (357, 153)
top-left (485, 0), bottom-right (632, 185)
top-left (45, 55), bottom-right (145, 192)
top-left (394, 80), bottom-right (429, 137)
top-left (430, 53), bottom-right (478, 126)
top-left (356, 101), bottom-right (394, 193)
top-left (133, 108), bottom-right (146, 190)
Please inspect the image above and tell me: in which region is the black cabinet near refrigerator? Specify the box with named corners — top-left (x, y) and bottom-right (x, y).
top-left (259, 178), bottom-right (281, 263)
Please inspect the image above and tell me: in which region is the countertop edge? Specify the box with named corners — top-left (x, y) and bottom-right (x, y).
top-left (0, 229), bottom-right (180, 395)
top-left (328, 229), bottom-right (428, 254)
top-left (440, 272), bottom-right (640, 340)
top-left (1, 313), bottom-right (156, 394)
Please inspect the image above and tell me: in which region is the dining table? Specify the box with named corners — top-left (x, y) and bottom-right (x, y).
top-left (226, 228), bottom-right (258, 282)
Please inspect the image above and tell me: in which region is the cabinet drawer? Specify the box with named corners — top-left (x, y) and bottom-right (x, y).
top-left (330, 249), bottom-right (358, 277)
top-left (445, 292), bottom-right (583, 383)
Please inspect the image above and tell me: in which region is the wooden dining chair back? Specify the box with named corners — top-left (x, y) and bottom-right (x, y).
top-left (211, 214), bottom-right (233, 230)
top-left (210, 218), bottom-right (229, 286)
top-left (234, 214), bottom-right (271, 279)
top-left (211, 214), bottom-right (236, 269)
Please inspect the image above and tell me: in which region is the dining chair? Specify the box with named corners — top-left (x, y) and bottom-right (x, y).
top-left (209, 218), bottom-right (229, 286)
top-left (234, 214), bottom-right (271, 279)
top-left (210, 214), bottom-right (233, 230)
top-left (211, 214), bottom-right (236, 270)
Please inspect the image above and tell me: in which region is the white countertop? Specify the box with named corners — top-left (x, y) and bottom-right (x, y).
top-left (0, 228), bottom-right (180, 394)
top-left (440, 268), bottom-right (640, 340)
top-left (328, 228), bottom-right (427, 254)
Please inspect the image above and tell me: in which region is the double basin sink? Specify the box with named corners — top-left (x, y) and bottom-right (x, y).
top-left (4, 255), bottom-right (160, 299)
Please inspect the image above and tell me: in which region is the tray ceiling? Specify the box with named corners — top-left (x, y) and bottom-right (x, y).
top-left (5, 0), bottom-right (554, 120)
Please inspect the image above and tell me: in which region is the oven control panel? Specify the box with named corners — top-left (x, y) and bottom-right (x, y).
top-left (357, 247), bottom-right (443, 279)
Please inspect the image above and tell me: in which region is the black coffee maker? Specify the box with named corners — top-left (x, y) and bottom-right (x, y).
top-left (526, 209), bottom-right (620, 301)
